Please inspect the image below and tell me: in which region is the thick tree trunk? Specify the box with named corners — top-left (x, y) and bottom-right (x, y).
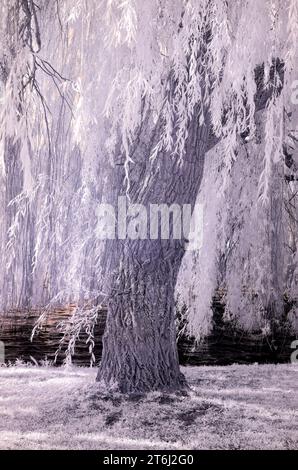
top-left (97, 245), bottom-right (186, 392)
top-left (96, 100), bottom-right (209, 392)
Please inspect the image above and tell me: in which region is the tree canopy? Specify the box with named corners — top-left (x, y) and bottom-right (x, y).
top-left (0, 1), bottom-right (297, 370)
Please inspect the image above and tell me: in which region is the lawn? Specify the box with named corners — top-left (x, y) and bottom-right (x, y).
top-left (0, 363), bottom-right (297, 450)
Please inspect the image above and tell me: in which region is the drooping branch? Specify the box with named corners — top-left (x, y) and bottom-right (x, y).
top-left (206, 59), bottom-right (285, 152)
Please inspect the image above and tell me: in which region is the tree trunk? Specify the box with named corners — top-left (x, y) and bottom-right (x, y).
top-left (97, 244), bottom-right (186, 392)
top-left (96, 101), bottom-right (209, 392)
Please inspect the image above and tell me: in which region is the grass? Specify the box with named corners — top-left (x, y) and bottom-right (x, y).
top-left (0, 363), bottom-right (297, 449)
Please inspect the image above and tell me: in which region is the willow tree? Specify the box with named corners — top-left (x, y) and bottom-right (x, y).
top-left (0, 0), bottom-right (297, 391)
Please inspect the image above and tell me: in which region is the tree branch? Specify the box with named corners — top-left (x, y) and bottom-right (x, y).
top-left (206, 59), bottom-right (285, 152)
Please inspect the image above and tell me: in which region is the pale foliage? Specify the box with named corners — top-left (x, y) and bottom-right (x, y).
top-left (0, 0), bottom-right (297, 354)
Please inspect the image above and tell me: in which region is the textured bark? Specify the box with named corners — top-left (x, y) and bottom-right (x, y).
top-left (97, 251), bottom-right (185, 392)
top-left (97, 99), bottom-right (209, 392)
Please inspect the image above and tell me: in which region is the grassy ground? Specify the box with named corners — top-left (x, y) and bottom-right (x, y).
top-left (0, 363), bottom-right (297, 450)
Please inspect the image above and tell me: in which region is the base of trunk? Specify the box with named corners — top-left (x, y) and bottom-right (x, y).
top-left (97, 361), bottom-right (187, 394)
top-left (96, 254), bottom-right (186, 393)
